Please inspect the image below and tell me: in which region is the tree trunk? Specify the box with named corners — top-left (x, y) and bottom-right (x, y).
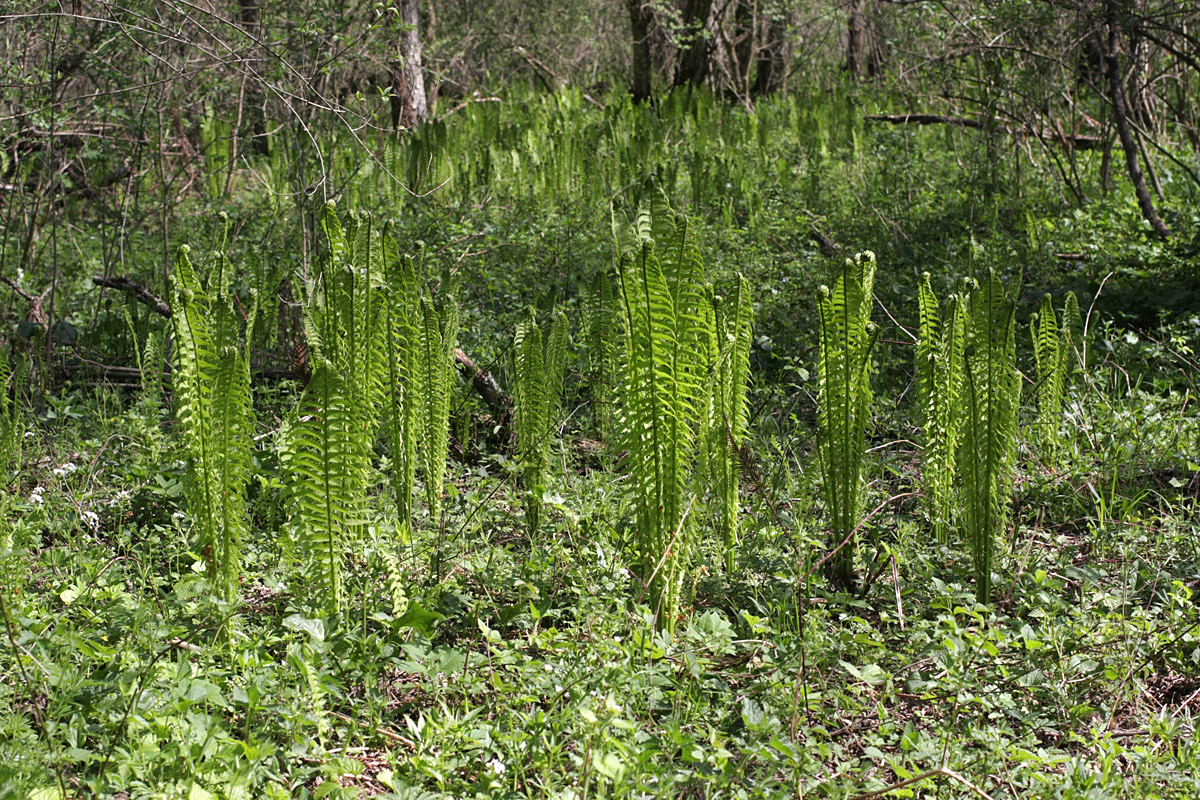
top-left (752, 9), bottom-right (790, 96)
top-left (1105, 0), bottom-right (1170, 238)
top-left (672, 0), bottom-right (714, 88)
top-left (732, 0), bottom-right (754, 95)
top-left (235, 0), bottom-right (268, 155)
top-left (847, 0), bottom-right (868, 79)
top-left (628, 0), bottom-right (654, 102)
top-left (390, 0), bottom-right (428, 131)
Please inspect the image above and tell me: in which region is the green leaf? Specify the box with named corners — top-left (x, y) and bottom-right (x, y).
top-left (283, 614), bottom-right (326, 642)
top-left (395, 602), bottom-right (443, 635)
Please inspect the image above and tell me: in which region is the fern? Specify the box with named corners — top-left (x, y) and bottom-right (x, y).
top-left (1031, 293), bottom-right (1066, 456)
top-left (706, 276), bottom-right (754, 572)
top-left (1062, 291), bottom-right (1085, 373)
top-left (614, 194), bottom-right (711, 631)
top-left (417, 288), bottom-right (459, 526)
top-left (513, 309), bottom-right (568, 536)
top-left (916, 273), bottom-right (966, 544)
top-left (816, 252), bottom-right (877, 588)
top-left (585, 270), bottom-right (619, 440)
top-left (199, 104), bottom-right (232, 200)
top-left (381, 228), bottom-right (422, 531)
top-left (960, 268), bottom-right (1020, 604)
top-left (0, 349), bottom-right (23, 484)
top-left (171, 245), bottom-right (255, 603)
top-left (282, 204), bottom-right (386, 611)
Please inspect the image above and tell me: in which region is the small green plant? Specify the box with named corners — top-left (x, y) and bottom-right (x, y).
top-left (614, 195), bottom-right (712, 631)
top-left (960, 268), bottom-right (1020, 604)
top-left (513, 308), bottom-right (568, 536)
top-left (916, 273), bottom-right (966, 544)
top-left (815, 252), bottom-right (877, 588)
top-left (170, 246), bottom-right (255, 602)
top-left (704, 276), bottom-right (753, 572)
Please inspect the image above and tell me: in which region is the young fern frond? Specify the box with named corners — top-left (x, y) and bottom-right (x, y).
top-left (707, 275), bottom-right (753, 572)
top-left (512, 308), bottom-right (567, 536)
top-left (282, 203), bottom-right (386, 611)
top-left (1062, 291), bottom-right (1085, 373)
top-left (585, 270), bottom-right (619, 440)
top-left (418, 290), bottom-right (459, 526)
top-left (0, 348), bottom-right (24, 484)
top-left (917, 273), bottom-right (966, 544)
top-left (382, 228), bottom-right (422, 531)
top-left (960, 268), bottom-right (1019, 604)
top-left (199, 105), bottom-right (231, 200)
top-left (171, 245), bottom-right (255, 603)
top-left (1032, 293), bottom-right (1066, 456)
top-left (816, 252), bottom-right (877, 588)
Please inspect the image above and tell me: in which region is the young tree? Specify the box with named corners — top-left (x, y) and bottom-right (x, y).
top-left (391, 0), bottom-right (428, 130)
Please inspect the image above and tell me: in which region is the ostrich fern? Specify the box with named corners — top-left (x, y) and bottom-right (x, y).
top-left (171, 246), bottom-right (255, 603)
top-left (916, 273), bottom-right (966, 544)
top-left (585, 271), bottom-right (619, 440)
top-left (0, 349), bottom-right (23, 482)
top-left (705, 276), bottom-right (754, 572)
top-left (1031, 293), bottom-right (1066, 456)
top-left (816, 252), bottom-right (877, 588)
top-left (417, 289), bottom-right (459, 526)
top-left (283, 204), bottom-right (386, 611)
top-left (960, 268), bottom-right (1020, 604)
top-left (382, 227), bottom-right (422, 531)
top-left (614, 195), bottom-right (712, 631)
top-left (513, 308), bottom-right (568, 536)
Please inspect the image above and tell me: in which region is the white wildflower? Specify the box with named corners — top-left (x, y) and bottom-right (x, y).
top-left (488, 758), bottom-right (506, 776)
top-left (29, 486), bottom-right (45, 505)
top-left (81, 510), bottom-right (100, 531)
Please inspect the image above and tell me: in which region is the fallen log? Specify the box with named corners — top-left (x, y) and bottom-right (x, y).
top-left (863, 114), bottom-right (1102, 150)
top-left (92, 275), bottom-right (172, 318)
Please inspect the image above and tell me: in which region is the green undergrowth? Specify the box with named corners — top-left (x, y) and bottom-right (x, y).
top-left (3, 86), bottom-right (1200, 798)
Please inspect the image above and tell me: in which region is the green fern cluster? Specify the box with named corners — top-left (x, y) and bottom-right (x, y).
top-left (513, 308), bottom-right (568, 536)
top-left (282, 205), bottom-right (461, 609)
top-left (960, 268), bottom-right (1020, 604)
top-left (816, 252), bottom-right (878, 588)
top-left (283, 204), bottom-right (387, 611)
top-left (614, 195), bottom-right (711, 631)
top-left (171, 246), bottom-right (256, 602)
top-left (1031, 291), bottom-right (1081, 457)
top-left (702, 276), bottom-right (754, 573)
top-left (916, 273), bottom-right (967, 544)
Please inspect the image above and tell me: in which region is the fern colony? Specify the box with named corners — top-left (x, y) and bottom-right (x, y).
top-left (158, 194), bottom-right (1097, 628)
top-left (171, 246), bottom-right (255, 604)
